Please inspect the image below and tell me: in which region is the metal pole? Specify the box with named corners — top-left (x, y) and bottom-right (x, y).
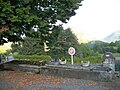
top-left (71, 55), bottom-right (73, 64)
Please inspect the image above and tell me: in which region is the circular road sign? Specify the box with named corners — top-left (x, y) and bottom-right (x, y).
top-left (68, 47), bottom-right (76, 56)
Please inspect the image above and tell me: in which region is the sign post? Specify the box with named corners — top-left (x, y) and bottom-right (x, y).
top-left (68, 47), bottom-right (76, 64)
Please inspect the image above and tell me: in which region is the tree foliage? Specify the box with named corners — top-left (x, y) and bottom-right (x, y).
top-left (117, 45), bottom-right (120, 53)
top-left (88, 40), bottom-right (120, 54)
top-left (0, 0), bottom-right (83, 45)
top-left (11, 37), bottom-right (45, 55)
top-left (78, 43), bottom-right (94, 58)
top-left (48, 28), bottom-right (79, 58)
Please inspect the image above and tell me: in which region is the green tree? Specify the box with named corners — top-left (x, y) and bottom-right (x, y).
top-left (48, 28), bottom-right (79, 58)
top-left (88, 40), bottom-right (119, 54)
top-left (91, 41), bottom-right (108, 53)
top-left (117, 45), bottom-right (120, 53)
top-left (109, 42), bottom-right (116, 46)
top-left (11, 37), bottom-right (45, 55)
top-left (46, 25), bottom-right (63, 50)
top-left (78, 43), bottom-right (93, 58)
top-left (0, 0), bottom-right (83, 45)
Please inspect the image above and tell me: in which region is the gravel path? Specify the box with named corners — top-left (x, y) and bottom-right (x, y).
top-left (0, 71), bottom-right (118, 90)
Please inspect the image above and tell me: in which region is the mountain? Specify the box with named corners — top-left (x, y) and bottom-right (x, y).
top-left (103, 30), bottom-right (120, 42)
top-left (87, 40), bottom-right (107, 47)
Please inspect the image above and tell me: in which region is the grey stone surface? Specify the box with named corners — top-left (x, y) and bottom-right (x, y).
top-left (3, 63), bottom-right (118, 81)
top-left (0, 81), bottom-right (17, 90)
top-left (40, 65), bottom-right (101, 81)
top-left (3, 64), bottom-right (40, 73)
top-left (1, 70), bottom-right (120, 90)
top-left (19, 80), bottom-right (106, 90)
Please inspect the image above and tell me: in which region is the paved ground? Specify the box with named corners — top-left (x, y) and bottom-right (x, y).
top-left (0, 70), bottom-right (119, 90)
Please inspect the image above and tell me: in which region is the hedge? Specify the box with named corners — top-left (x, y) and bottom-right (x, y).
top-left (80, 56), bottom-right (102, 64)
top-left (7, 60), bottom-right (48, 66)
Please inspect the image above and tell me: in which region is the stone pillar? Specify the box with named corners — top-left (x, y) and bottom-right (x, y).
top-left (103, 52), bottom-right (115, 72)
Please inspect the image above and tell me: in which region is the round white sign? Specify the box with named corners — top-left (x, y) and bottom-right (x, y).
top-left (68, 47), bottom-right (76, 55)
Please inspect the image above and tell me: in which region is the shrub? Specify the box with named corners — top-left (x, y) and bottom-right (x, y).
top-left (65, 56), bottom-right (102, 64)
top-left (64, 56), bottom-right (80, 64)
top-left (113, 53), bottom-right (120, 57)
top-left (80, 56), bottom-right (102, 64)
top-left (7, 60), bottom-right (48, 66)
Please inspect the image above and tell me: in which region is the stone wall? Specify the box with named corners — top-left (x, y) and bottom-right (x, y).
top-left (40, 66), bottom-right (100, 81)
top-left (3, 63), bottom-right (116, 81)
top-left (115, 57), bottom-right (120, 71)
top-left (3, 63), bottom-right (40, 73)
top-left (0, 64), bottom-right (4, 70)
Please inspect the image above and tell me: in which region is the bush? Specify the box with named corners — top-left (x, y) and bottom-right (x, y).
top-left (65, 55), bottom-right (102, 64)
top-left (65, 56), bottom-right (81, 64)
top-left (80, 56), bottom-right (102, 64)
top-left (7, 60), bottom-right (48, 66)
top-left (70, 56), bottom-right (81, 64)
top-left (4, 54), bottom-right (51, 66)
top-left (113, 53), bottom-right (120, 57)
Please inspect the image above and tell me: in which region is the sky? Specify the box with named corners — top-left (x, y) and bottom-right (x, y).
top-left (63, 0), bottom-right (120, 41)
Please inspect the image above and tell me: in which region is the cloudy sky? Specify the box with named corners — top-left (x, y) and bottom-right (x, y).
top-left (64, 0), bottom-right (120, 40)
